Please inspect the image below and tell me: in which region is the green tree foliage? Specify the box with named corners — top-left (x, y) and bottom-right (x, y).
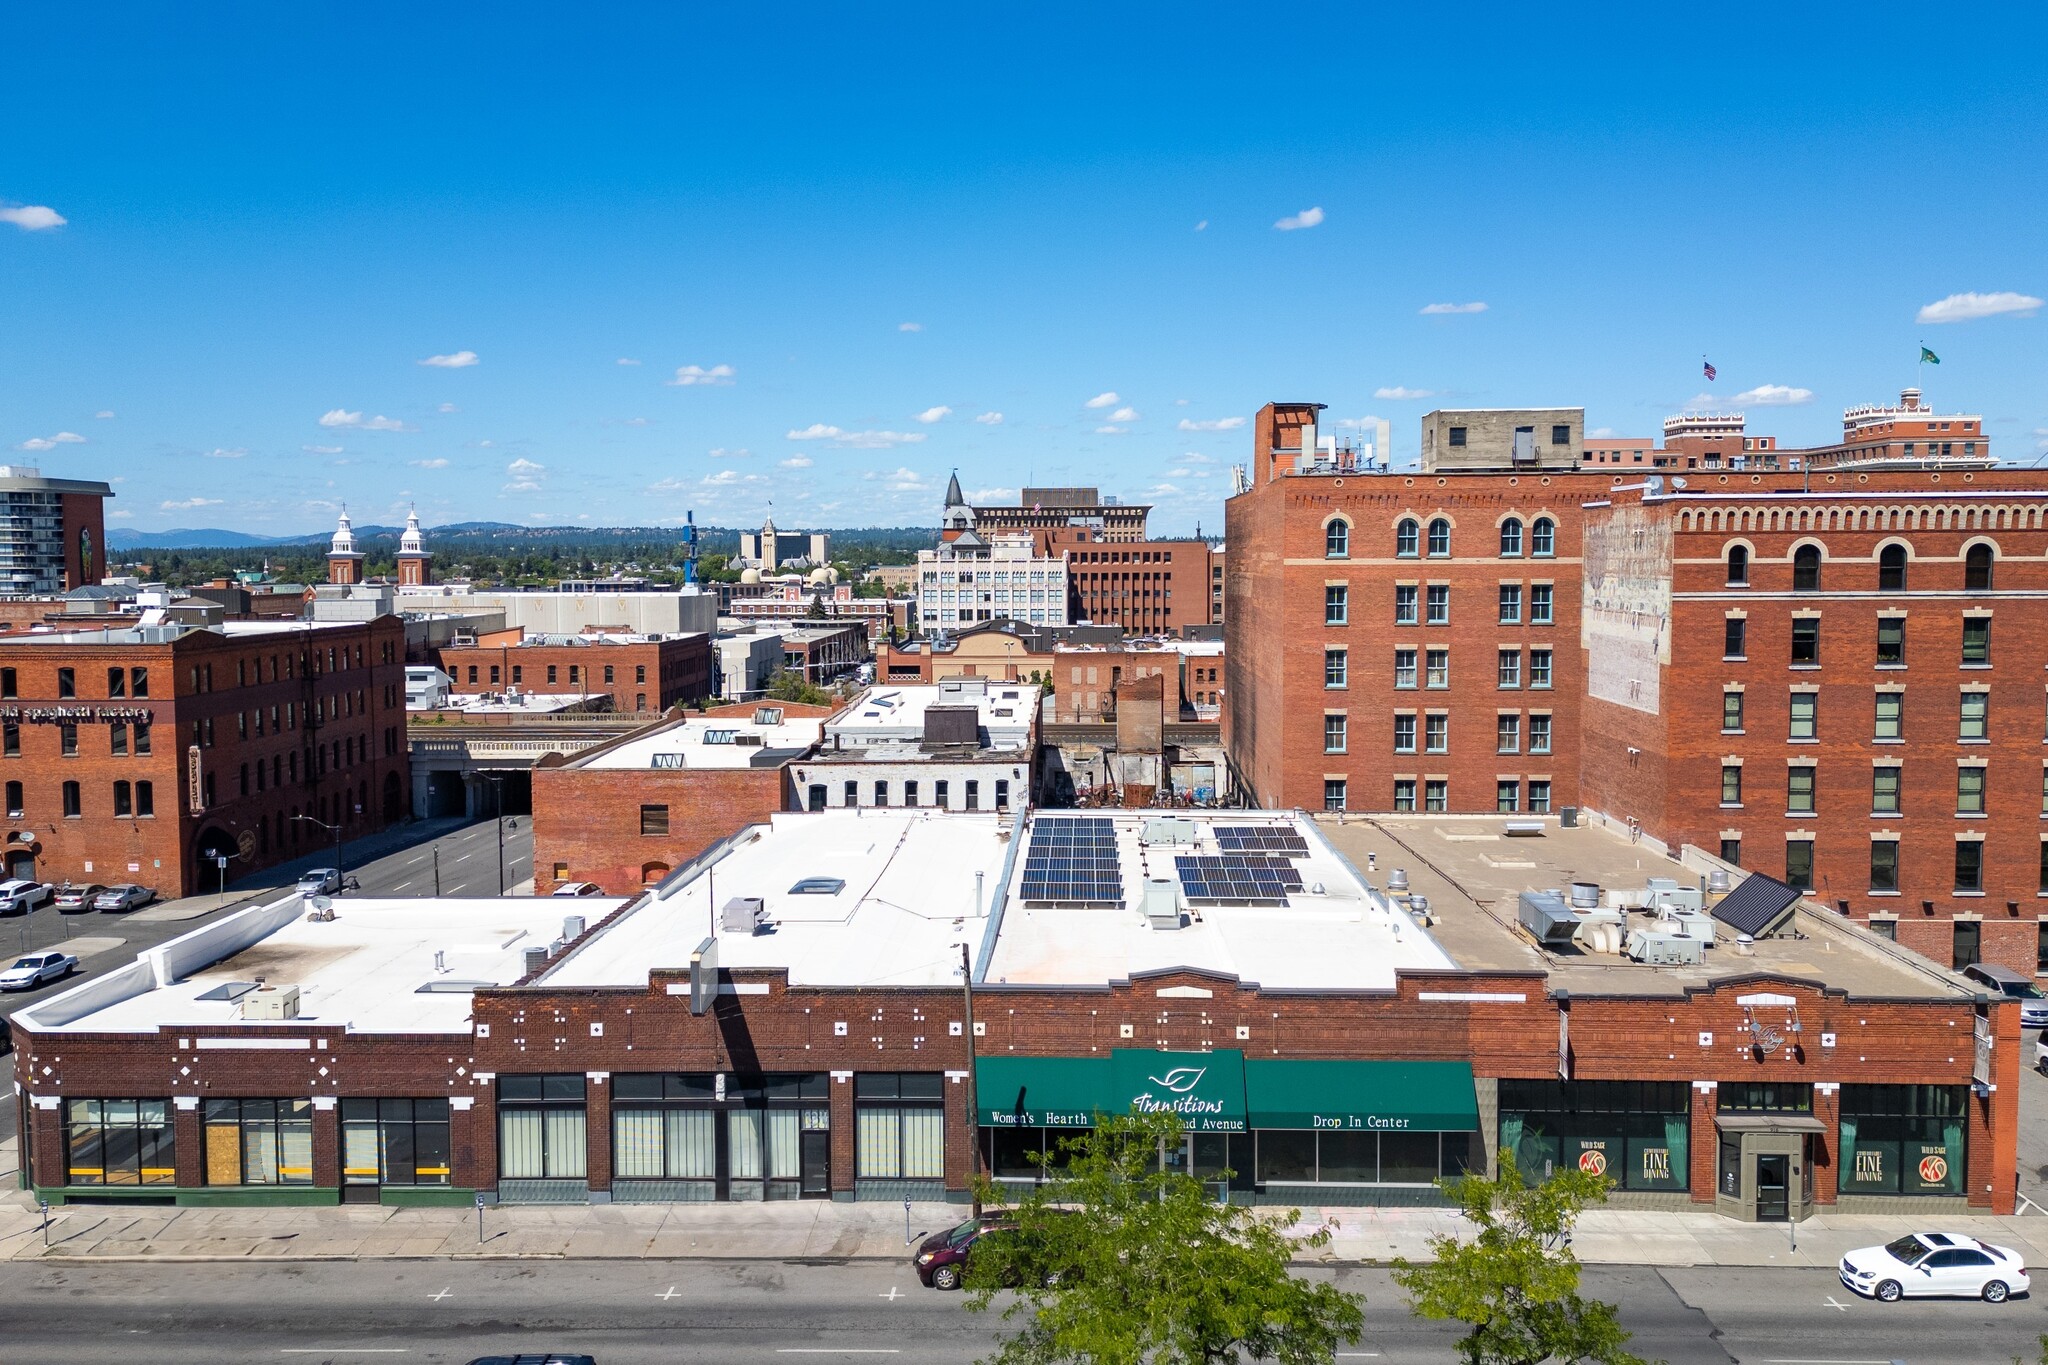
top-left (1391, 1150), bottom-right (1651, 1365)
top-left (963, 1111), bottom-right (1365, 1365)
top-left (762, 670), bottom-right (834, 706)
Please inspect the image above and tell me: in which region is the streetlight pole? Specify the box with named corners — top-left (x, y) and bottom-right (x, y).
top-left (488, 774), bottom-right (506, 894)
top-left (292, 812), bottom-right (349, 889)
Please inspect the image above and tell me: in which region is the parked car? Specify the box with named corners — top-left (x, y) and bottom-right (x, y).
top-left (552, 882), bottom-right (604, 897)
top-left (53, 883), bottom-right (106, 913)
top-left (463, 1356), bottom-right (597, 1365)
top-left (913, 1211), bottom-right (1072, 1291)
top-left (1839, 1232), bottom-right (2031, 1302)
top-left (296, 868), bottom-right (343, 895)
top-left (0, 951), bottom-right (79, 992)
top-left (0, 879), bottom-right (52, 916)
top-left (1961, 964), bottom-right (2048, 1029)
top-left (93, 883), bottom-right (157, 913)
top-left (2037, 1033), bottom-right (2047, 1075)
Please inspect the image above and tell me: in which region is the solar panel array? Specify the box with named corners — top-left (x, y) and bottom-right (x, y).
top-left (1173, 854), bottom-right (1303, 905)
top-left (1215, 825), bottom-right (1310, 856)
top-left (1019, 817), bottom-right (1125, 906)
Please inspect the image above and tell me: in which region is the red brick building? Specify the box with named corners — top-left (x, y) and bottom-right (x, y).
top-left (1034, 528), bottom-right (1218, 633)
top-left (0, 616), bottom-right (409, 895)
top-left (1227, 401), bottom-right (1600, 818)
top-left (434, 627), bottom-right (713, 714)
top-left (13, 812), bottom-right (2017, 1221)
top-left (530, 700), bottom-right (840, 893)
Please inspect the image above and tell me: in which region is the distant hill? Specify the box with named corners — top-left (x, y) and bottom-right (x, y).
top-left (107, 527), bottom-right (287, 550)
top-left (110, 522), bottom-right (940, 552)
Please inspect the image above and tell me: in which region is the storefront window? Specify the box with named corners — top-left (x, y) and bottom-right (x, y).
top-left (204, 1098), bottom-right (314, 1185)
top-left (613, 1073), bottom-right (828, 1200)
top-left (855, 1073), bottom-right (944, 1182)
top-left (1255, 1130), bottom-right (1317, 1184)
top-left (1499, 1080), bottom-right (1690, 1192)
top-left (1837, 1084), bottom-right (1965, 1196)
top-left (1718, 1082), bottom-right (1812, 1113)
top-left (64, 1099), bottom-right (175, 1186)
top-left (498, 1074), bottom-right (588, 1181)
top-left (341, 1098), bottom-right (451, 1186)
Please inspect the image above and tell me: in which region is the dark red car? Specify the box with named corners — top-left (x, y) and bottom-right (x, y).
top-left (912, 1211), bottom-right (1071, 1290)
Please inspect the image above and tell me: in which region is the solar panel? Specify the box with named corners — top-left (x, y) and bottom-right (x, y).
top-left (1020, 818), bottom-right (1124, 906)
top-left (1216, 825), bottom-right (1310, 856)
top-left (1173, 854), bottom-right (1298, 905)
top-left (1709, 873), bottom-right (1801, 938)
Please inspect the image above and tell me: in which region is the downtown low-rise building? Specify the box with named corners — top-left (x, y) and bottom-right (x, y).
top-left (14, 809), bottom-right (2016, 1221)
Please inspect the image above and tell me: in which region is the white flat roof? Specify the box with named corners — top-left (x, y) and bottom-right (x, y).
top-left (425, 692), bottom-right (601, 714)
top-left (23, 895), bottom-right (626, 1036)
top-left (542, 809), bottom-right (1010, 990)
top-left (579, 712), bottom-right (824, 770)
top-left (982, 811), bottom-right (1455, 990)
top-left (826, 682), bottom-right (1037, 756)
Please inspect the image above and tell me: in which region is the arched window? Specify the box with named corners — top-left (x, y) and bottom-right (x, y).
top-left (1499, 519), bottom-right (1524, 557)
top-left (1965, 543), bottom-right (1995, 591)
top-left (1531, 517), bottom-right (1556, 557)
top-left (1792, 545), bottom-right (1822, 593)
top-left (1395, 519), bottom-right (1419, 557)
top-left (1726, 544), bottom-right (1749, 586)
top-left (1877, 544), bottom-right (1908, 593)
top-left (1427, 518), bottom-right (1451, 557)
top-left (1325, 519), bottom-right (1350, 559)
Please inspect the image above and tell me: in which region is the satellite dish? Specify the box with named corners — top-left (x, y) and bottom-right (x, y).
top-left (1672, 476), bottom-right (1688, 489)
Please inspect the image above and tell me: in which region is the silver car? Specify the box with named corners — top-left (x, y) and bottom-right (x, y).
top-left (0, 951), bottom-right (78, 991)
top-left (93, 883), bottom-right (157, 913)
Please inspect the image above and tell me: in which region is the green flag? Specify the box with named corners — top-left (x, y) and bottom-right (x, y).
top-left (1920, 346), bottom-right (1940, 365)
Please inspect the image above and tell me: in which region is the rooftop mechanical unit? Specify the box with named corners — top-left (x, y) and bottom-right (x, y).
top-left (722, 896), bottom-right (766, 935)
top-left (1518, 890), bottom-right (1577, 948)
top-left (1626, 929), bottom-right (1705, 966)
top-left (240, 984), bottom-right (300, 1019)
top-left (1710, 873), bottom-right (1802, 939)
top-left (1144, 877), bottom-right (1183, 931)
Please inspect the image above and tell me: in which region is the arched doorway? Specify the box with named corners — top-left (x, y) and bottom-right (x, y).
top-left (193, 825), bottom-right (239, 894)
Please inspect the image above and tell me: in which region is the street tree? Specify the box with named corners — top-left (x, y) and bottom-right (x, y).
top-left (1392, 1149), bottom-right (1650, 1365)
top-left (963, 1110), bottom-right (1365, 1365)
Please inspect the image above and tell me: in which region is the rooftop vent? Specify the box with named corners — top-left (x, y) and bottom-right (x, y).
top-left (522, 946), bottom-right (549, 976)
top-left (562, 915), bottom-right (586, 941)
top-left (240, 984), bottom-right (300, 1020)
top-left (1144, 877), bottom-right (1183, 931)
top-left (722, 896), bottom-right (766, 935)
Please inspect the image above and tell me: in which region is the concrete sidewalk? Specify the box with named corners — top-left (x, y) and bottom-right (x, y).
top-left (5, 1168), bottom-right (2045, 1267)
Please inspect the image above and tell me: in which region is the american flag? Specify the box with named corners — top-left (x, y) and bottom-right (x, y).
top-left (1703, 359), bottom-right (1717, 381)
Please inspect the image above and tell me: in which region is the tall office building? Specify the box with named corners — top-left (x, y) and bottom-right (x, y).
top-left (0, 465), bottom-right (113, 597)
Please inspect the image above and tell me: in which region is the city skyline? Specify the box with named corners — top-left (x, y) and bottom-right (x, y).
top-left (4, 4), bottom-right (2046, 535)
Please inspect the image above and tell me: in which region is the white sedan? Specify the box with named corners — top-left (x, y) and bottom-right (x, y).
top-left (1839, 1232), bottom-right (2030, 1302)
top-left (0, 951), bottom-right (79, 992)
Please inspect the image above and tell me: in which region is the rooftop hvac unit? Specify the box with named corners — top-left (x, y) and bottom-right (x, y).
top-left (562, 915), bottom-right (586, 941)
top-left (1626, 929), bottom-right (1705, 966)
top-left (1649, 885), bottom-right (1704, 914)
top-left (1559, 806), bottom-right (1579, 828)
top-left (522, 946), bottom-right (549, 976)
top-left (722, 896), bottom-right (766, 935)
top-left (1145, 878), bottom-right (1183, 931)
top-left (1670, 909), bottom-right (1717, 946)
top-left (240, 984), bottom-right (300, 1020)
top-left (1568, 881), bottom-right (1600, 909)
top-left (1140, 817), bottom-right (1197, 847)
top-left (1518, 891), bottom-right (1577, 947)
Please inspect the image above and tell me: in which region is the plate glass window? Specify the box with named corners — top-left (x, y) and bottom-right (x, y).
top-left (64, 1099), bottom-right (175, 1186)
top-left (342, 1098), bottom-right (451, 1187)
top-left (204, 1099), bottom-right (313, 1186)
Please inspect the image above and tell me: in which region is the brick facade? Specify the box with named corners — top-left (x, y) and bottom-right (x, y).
top-left (435, 631), bottom-right (713, 714)
top-left (0, 618), bottom-right (409, 895)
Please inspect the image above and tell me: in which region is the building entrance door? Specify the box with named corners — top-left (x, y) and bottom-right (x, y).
top-left (6, 850), bottom-right (33, 881)
top-left (1755, 1154), bottom-right (1790, 1222)
top-left (801, 1130), bottom-right (830, 1197)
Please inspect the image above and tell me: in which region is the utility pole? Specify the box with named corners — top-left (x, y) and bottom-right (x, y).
top-left (960, 941), bottom-right (981, 1215)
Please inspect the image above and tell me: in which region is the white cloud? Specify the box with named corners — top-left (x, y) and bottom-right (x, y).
top-left (203, 447), bottom-right (246, 459)
top-left (1274, 206), bottom-right (1324, 231)
top-left (862, 466), bottom-right (929, 491)
top-left (966, 486), bottom-right (1017, 502)
top-left (1193, 219), bottom-right (1208, 232)
top-left (1084, 391), bottom-right (1119, 409)
top-left (1147, 483), bottom-right (1181, 495)
top-left (303, 444), bottom-right (344, 455)
top-left (620, 416), bottom-right (651, 426)
top-left (502, 479), bottom-right (542, 493)
top-left (437, 402), bottom-right (458, 414)
top-left (780, 455), bottom-right (815, 469)
top-left (704, 469), bottom-right (744, 486)
top-left (16, 431), bottom-right (85, 451)
top-left (1419, 301), bottom-right (1487, 315)
top-left (1733, 384), bottom-right (1814, 406)
top-left (1176, 416), bottom-right (1244, 432)
top-left (1916, 291), bottom-right (2044, 324)
top-left (1181, 451), bottom-right (1216, 465)
top-left (318, 409), bottom-right (411, 431)
top-left (914, 406), bottom-right (952, 424)
top-left (409, 458), bottom-right (451, 469)
top-left (160, 497), bottom-right (223, 511)
top-left (615, 357), bottom-right (641, 366)
top-left (1588, 427), bottom-right (1616, 438)
top-left (109, 509), bottom-right (133, 519)
top-left (506, 458), bottom-right (546, 474)
top-left (666, 364), bottom-right (736, 387)
top-left (418, 350), bottom-right (479, 368)
top-left (898, 322), bottom-right (923, 332)
top-left (94, 410), bottom-right (114, 419)
top-left (1373, 386), bottom-right (1435, 400)
top-left (0, 204), bottom-right (65, 231)
top-left (707, 447), bottom-right (751, 459)
top-left (974, 411), bottom-right (1004, 425)
top-left (786, 424), bottom-right (927, 449)
top-left (1110, 406), bottom-right (1140, 423)
top-left (1095, 425), bottom-right (1126, 435)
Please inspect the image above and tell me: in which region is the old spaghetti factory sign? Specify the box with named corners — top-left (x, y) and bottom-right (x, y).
top-left (0, 705), bottom-right (155, 725)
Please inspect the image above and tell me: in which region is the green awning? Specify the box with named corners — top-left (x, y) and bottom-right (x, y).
top-left (1110, 1048), bottom-right (1246, 1133)
top-left (1245, 1060), bottom-right (1478, 1132)
top-left (977, 1056), bottom-right (1112, 1128)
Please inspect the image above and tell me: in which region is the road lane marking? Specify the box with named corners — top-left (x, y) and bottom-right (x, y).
top-left (1822, 1294), bottom-right (1851, 1311)
top-left (428, 1287), bottom-right (452, 1301)
top-left (775, 1353), bottom-right (901, 1357)
top-left (280, 1352), bottom-right (410, 1356)
top-left (1760, 1359), bottom-right (1894, 1364)
top-left (878, 1286), bottom-right (902, 1301)
top-left (659, 1285), bottom-right (681, 1300)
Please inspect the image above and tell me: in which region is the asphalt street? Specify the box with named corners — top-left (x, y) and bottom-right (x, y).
top-left (0, 1260), bottom-right (2038, 1364)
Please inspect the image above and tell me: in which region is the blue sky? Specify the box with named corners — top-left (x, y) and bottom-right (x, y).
top-left (4, 3), bottom-right (2045, 538)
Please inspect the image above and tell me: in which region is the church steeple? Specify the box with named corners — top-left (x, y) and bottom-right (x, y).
top-left (396, 505), bottom-right (431, 587)
top-left (940, 469), bottom-right (973, 540)
top-left (326, 507), bottom-right (365, 585)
